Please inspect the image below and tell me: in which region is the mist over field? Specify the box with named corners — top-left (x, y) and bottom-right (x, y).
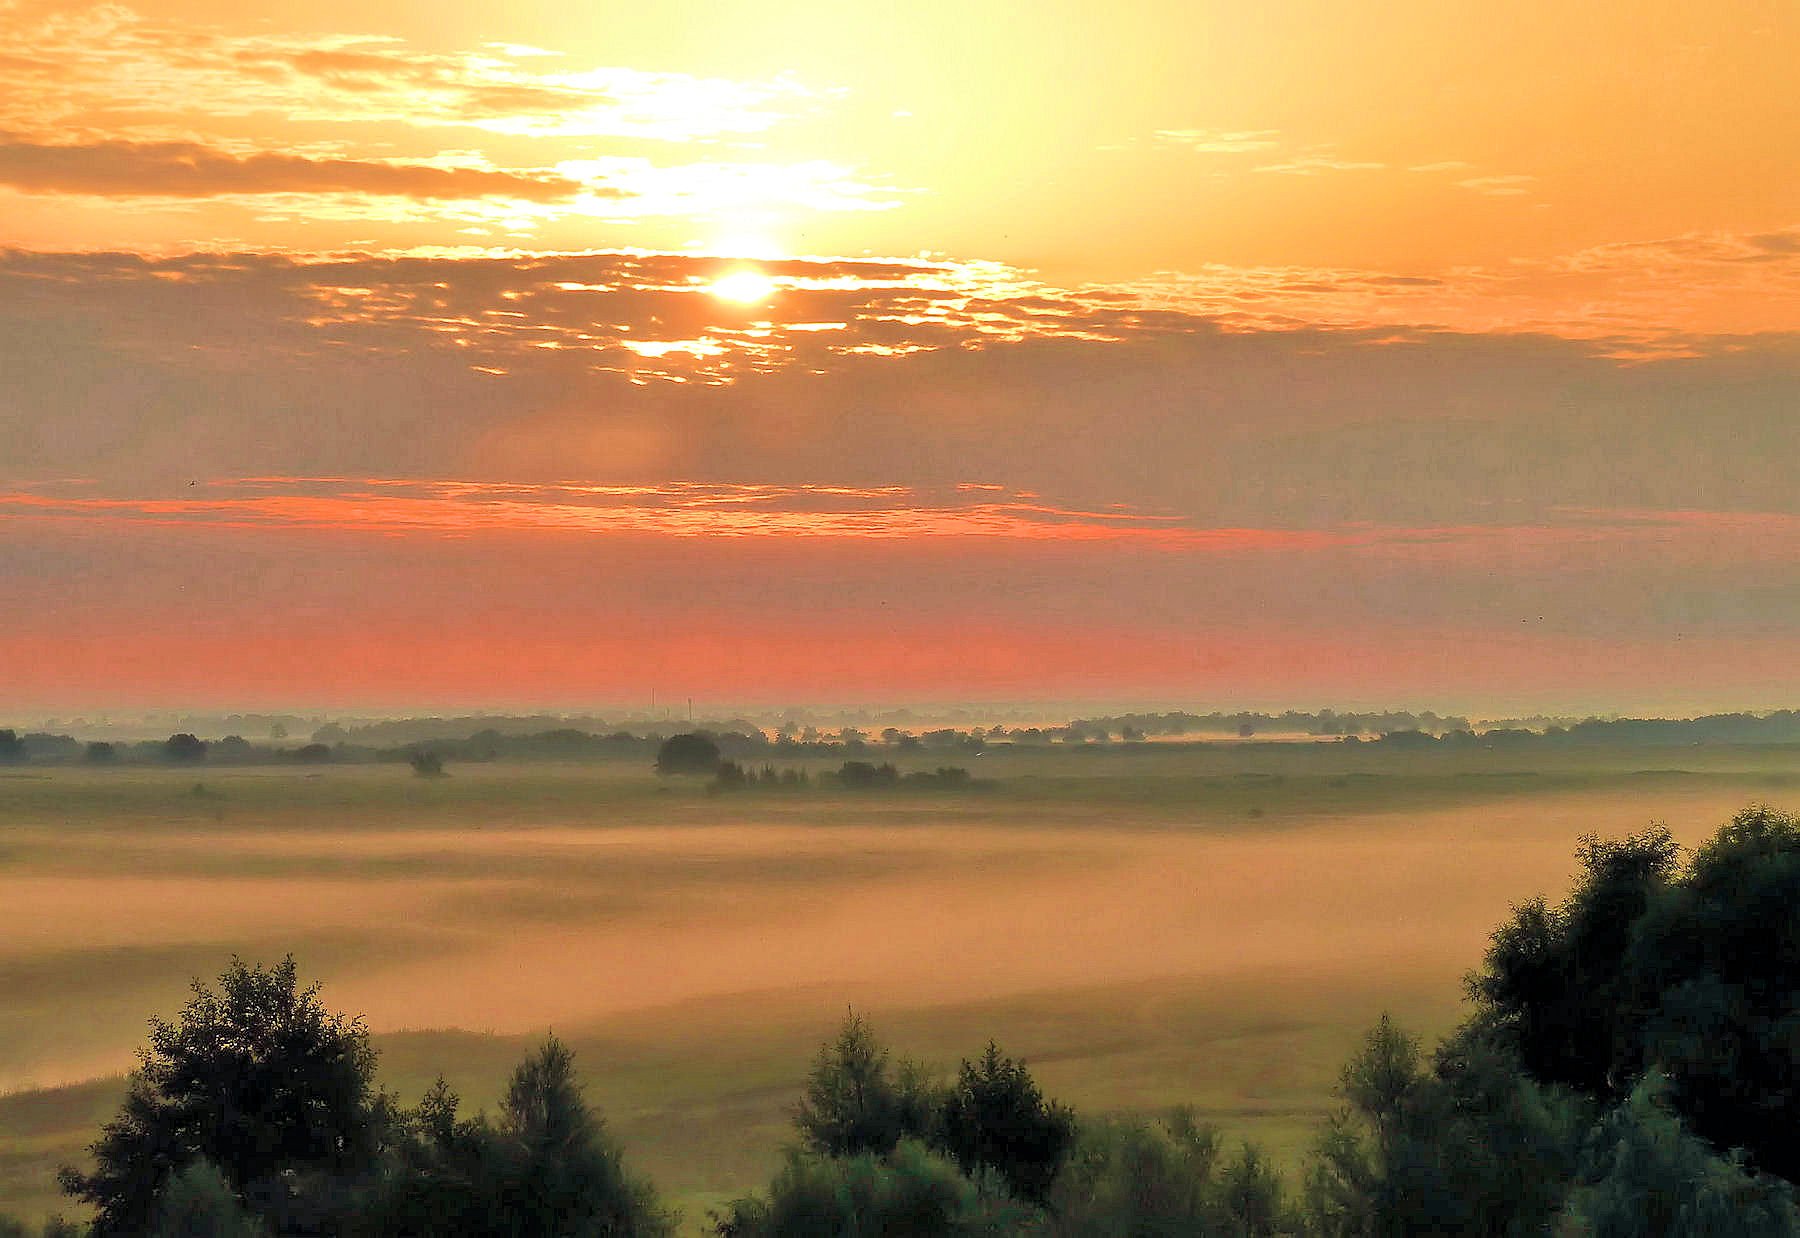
top-left (5, 723), bottom-right (1800, 1230)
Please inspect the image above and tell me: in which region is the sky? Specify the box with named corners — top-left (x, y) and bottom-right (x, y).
top-left (2, 0), bottom-right (1797, 715)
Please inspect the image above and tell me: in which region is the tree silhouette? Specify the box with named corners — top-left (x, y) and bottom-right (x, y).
top-left (163, 733), bottom-right (206, 763)
top-left (938, 1042), bottom-right (1075, 1204)
top-left (59, 957), bottom-right (380, 1234)
top-left (655, 732), bottom-right (721, 776)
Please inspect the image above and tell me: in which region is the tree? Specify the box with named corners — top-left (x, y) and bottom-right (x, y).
top-left (354, 1042), bottom-right (677, 1237)
top-left (1561, 1073), bottom-right (1800, 1237)
top-left (1045, 1111), bottom-right (1290, 1236)
top-left (408, 750), bottom-right (446, 778)
top-left (150, 1160), bottom-right (266, 1238)
top-left (654, 732), bottom-right (720, 776)
top-left (163, 733), bottom-right (207, 763)
top-left (1468, 808), bottom-right (1800, 1181)
top-left (938, 1042), bottom-right (1076, 1204)
top-left (0, 729), bottom-right (23, 762)
top-left (59, 957), bottom-right (381, 1234)
top-left (489, 1037), bottom-right (674, 1236)
top-left (84, 740), bottom-right (117, 764)
top-left (793, 1012), bottom-right (938, 1158)
top-left (1303, 1014), bottom-right (1585, 1237)
top-left (1467, 826), bottom-right (1679, 1098)
top-left (713, 1139), bottom-right (1033, 1237)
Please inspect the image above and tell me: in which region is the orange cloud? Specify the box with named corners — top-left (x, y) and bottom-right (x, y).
top-left (0, 135), bottom-right (585, 201)
top-left (0, 5), bottom-right (812, 142)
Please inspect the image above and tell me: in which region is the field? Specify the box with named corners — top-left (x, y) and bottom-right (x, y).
top-left (4, 742), bottom-right (1799, 1228)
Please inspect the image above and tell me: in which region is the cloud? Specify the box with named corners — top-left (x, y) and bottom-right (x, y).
top-left (1124, 222), bottom-right (1800, 348)
top-left (1153, 128), bottom-right (1281, 154)
top-left (1253, 155), bottom-right (1386, 175)
top-left (1, 244), bottom-right (1795, 536)
top-left (0, 4), bottom-right (813, 142)
top-left (0, 135), bottom-right (585, 201)
top-left (1457, 173), bottom-right (1536, 196)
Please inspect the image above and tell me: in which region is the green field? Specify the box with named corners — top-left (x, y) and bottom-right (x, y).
top-left (4, 743), bottom-right (1799, 1229)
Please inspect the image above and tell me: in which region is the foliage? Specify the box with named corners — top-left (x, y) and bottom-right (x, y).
top-left (1468, 806), bottom-right (1800, 1180)
top-left (1302, 1014), bottom-right (1585, 1237)
top-left (793, 1011), bottom-right (940, 1158)
top-left (1045, 1110), bottom-right (1290, 1236)
top-left (59, 956), bottom-right (382, 1235)
top-left (0, 728), bottom-right (23, 762)
top-left (654, 732), bottom-right (721, 775)
top-left (163, 733), bottom-right (207, 763)
top-left (1561, 1073), bottom-right (1800, 1237)
top-left (1468, 826), bottom-right (1679, 1098)
top-left (150, 1159), bottom-right (266, 1238)
top-left (937, 1042), bottom-right (1076, 1205)
top-left (407, 749), bottom-right (446, 778)
top-left (362, 1041), bottom-right (674, 1238)
top-left (712, 1139), bottom-right (1033, 1237)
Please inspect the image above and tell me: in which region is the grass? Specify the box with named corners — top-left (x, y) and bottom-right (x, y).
top-left (3, 743), bottom-right (1797, 1229)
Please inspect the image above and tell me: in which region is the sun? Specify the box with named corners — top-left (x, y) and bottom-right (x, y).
top-left (709, 268), bottom-right (778, 305)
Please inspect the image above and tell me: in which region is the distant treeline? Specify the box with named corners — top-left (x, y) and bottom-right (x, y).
top-left (1061, 709), bottom-right (1473, 737)
top-left (10, 709), bottom-right (1800, 769)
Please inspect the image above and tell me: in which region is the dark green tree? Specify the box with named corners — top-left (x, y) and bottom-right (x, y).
top-left (1303, 1014), bottom-right (1585, 1237)
top-left (1046, 1111), bottom-right (1289, 1236)
top-left (1469, 807), bottom-right (1800, 1181)
top-left (937, 1042), bottom-right (1075, 1205)
top-left (713, 1139), bottom-right (1032, 1238)
top-left (494, 1037), bottom-right (672, 1236)
top-left (149, 1160), bottom-right (265, 1238)
top-left (1467, 826), bottom-right (1679, 1097)
top-left (59, 957), bottom-right (381, 1235)
top-left (362, 1042), bottom-right (672, 1237)
top-left (1561, 1073), bottom-right (1800, 1237)
top-left (793, 1011), bottom-right (939, 1158)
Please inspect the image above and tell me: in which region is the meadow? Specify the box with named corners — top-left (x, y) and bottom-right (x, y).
top-left (4, 741), bottom-right (1798, 1229)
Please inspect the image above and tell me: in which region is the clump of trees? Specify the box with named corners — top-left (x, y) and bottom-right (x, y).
top-left (718, 1014), bottom-right (1084, 1233)
top-left (709, 762), bottom-right (810, 793)
top-left (720, 1012), bottom-right (1289, 1234)
top-left (55, 958), bottom-right (671, 1237)
top-left (1295, 804), bottom-right (1800, 1234)
top-left (654, 732), bottom-right (721, 776)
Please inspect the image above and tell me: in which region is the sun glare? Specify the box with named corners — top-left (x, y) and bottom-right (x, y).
top-left (710, 268), bottom-right (778, 305)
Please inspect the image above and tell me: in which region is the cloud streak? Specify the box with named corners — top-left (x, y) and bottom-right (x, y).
top-left (0, 5), bottom-right (812, 142)
top-left (0, 135), bottom-right (585, 201)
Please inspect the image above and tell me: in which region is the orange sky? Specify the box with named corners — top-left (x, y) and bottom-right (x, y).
top-left (1, 0), bottom-right (1797, 712)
